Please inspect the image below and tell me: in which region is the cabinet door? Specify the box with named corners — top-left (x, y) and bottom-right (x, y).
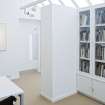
top-left (77, 75), bottom-right (92, 96)
top-left (93, 80), bottom-right (105, 103)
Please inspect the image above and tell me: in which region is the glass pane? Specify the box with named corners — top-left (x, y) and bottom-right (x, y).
top-left (95, 62), bottom-right (105, 78)
top-left (80, 60), bottom-right (90, 73)
top-left (90, 0), bottom-right (104, 5)
top-left (80, 43), bottom-right (90, 58)
top-left (37, 4), bottom-right (43, 8)
top-left (80, 27), bottom-right (90, 41)
top-left (50, 0), bottom-right (61, 5)
top-left (42, 0), bottom-right (50, 6)
top-left (96, 26), bottom-right (105, 42)
top-left (74, 0), bottom-right (89, 8)
top-left (61, 0), bottom-right (76, 8)
top-left (95, 7), bottom-right (105, 24)
top-left (80, 10), bottom-right (90, 25)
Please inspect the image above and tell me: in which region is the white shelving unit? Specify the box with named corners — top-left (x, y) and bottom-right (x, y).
top-left (77, 4), bottom-right (105, 104)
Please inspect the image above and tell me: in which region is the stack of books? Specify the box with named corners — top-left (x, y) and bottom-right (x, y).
top-left (80, 44), bottom-right (90, 58)
top-left (80, 30), bottom-right (90, 41)
top-left (96, 8), bottom-right (105, 24)
top-left (96, 28), bottom-right (105, 42)
top-left (95, 63), bottom-right (105, 77)
top-left (96, 45), bottom-right (105, 60)
top-left (80, 60), bottom-right (89, 73)
top-left (80, 14), bottom-right (90, 26)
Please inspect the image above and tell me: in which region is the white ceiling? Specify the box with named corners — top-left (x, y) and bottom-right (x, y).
top-left (21, 0), bottom-right (105, 9)
top-left (45, 0), bottom-right (105, 8)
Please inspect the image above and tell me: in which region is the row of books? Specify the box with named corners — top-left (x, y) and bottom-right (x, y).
top-left (96, 45), bottom-right (105, 60)
top-left (96, 8), bottom-right (105, 24)
top-left (95, 63), bottom-right (105, 77)
top-left (96, 28), bottom-right (105, 42)
top-left (80, 30), bottom-right (90, 41)
top-left (80, 44), bottom-right (90, 58)
top-left (80, 60), bottom-right (90, 73)
top-left (80, 14), bottom-right (90, 26)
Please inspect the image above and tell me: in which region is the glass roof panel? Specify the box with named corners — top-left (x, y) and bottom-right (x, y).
top-left (42, 0), bottom-right (50, 6)
top-left (50, 0), bottom-right (61, 5)
top-left (90, 0), bottom-right (104, 5)
top-left (74, 0), bottom-right (89, 8)
top-left (37, 3), bottom-right (43, 8)
top-left (61, 0), bottom-right (76, 8)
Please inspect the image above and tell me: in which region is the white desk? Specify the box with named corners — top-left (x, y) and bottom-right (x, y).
top-left (0, 77), bottom-right (24, 105)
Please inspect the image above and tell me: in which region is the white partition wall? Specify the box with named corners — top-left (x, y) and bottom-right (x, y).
top-left (41, 4), bottom-right (77, 102)
top-left (0, 23), bottom-right (6, 51)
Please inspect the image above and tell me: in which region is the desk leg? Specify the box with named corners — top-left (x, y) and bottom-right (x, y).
top-left (19, 94), bottom-right (24, 105)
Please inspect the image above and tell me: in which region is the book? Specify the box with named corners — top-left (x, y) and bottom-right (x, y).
top-left (95, 63), bottom-right (101, 76)
top-left (80, 60), bottom-right (89, 73)
top-left (102, 68), bottom-right (105, 77)
top-left (80, 14), bottom-right (88, 26)
top-left (101, 64), bottom-right (104, 76)
top-left (103, 29), bottom-right (105, 41)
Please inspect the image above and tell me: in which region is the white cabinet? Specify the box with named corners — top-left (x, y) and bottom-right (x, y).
top-left (93, 80), bottom-right (105, 103)
top-left (78, 74), bottom-right (105, 103)
top-left (78, 75), bottom-right (92, 96)
top-left (78, 4), bottom-right (105, 104)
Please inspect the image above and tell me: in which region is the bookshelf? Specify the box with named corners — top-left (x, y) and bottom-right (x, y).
top-left (95, 7), bottom-right (105, 78)
top-left (78, 6), bottom-right (105, 104)
top-left (79, 10), bottom-right (90, 73)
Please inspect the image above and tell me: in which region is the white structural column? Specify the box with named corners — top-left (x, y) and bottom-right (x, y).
top-left (58, 0), bottom-right (65, 5)
top-left (71, 0), bottom-right (79, 8)
top-left (41, 4), bottom-right (77, 102)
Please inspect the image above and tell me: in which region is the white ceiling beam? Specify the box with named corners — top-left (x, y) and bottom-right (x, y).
top-left (86, 0), bottom-right (92, 6)
top-left (20, 0), bottom-right (47, 9)
top-left (71, 0), bottom-right (79, 8)
top-left (48, 0), bottom-right (52, 4)
top-left (58, 0), bottom-right (65, 6)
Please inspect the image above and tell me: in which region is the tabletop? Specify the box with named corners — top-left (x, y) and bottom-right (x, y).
top-left (0, 77), bottom-right (24, 99)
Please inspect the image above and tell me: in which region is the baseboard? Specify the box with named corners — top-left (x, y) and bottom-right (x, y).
top-left (6, 72), bottom-right (20, 80)
top-left (40, 92), bottom-right (53, 102)
top-left (41, 90), bottom-right (77, 103)
top-left (52, 90), bottom-right (77, 103)
top-left (78, 91), bottom-right (105, 104)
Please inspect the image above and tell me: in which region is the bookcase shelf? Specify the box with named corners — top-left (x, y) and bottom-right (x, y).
top-left (80, 57), bottom-right (90, 61)
top-left (96, 59), bottom-right (105, 63)
top-left (96, 24), bottom-right (105, 27)
top-left (80, 41), bottom-right (90, 43)
top-left (96, 42), bottom-right (105, 44)
top-left (80, 25), bottom-right (90, 28)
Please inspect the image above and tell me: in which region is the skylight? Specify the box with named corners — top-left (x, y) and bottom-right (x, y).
top-left (89, 0), bottom-right (105, 5)
top-left (42, 0), bottom-right (50, 6)
top-left (21, 0), bottom-right (105, 10)
top-left (61, 0), bottom-right (76, 8)
top-left (37, 3), bottom-right (43, 8)
top-left (50, 0), bottom-right (61, 5)
top-left (74, 0), bottom-right (89, 8)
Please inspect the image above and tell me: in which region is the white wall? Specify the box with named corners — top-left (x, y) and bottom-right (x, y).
top-left (20, 0), bottom-right (34, 6)
top-left (0, 0), bottom-right (40, 79)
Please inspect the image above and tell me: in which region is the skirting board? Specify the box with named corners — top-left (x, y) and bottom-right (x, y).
top-left (6, 72), bottom-right (20, 80)
top-left (78, 91), bottom-right (105, 104)
top-left (41, 90), bottom-right (77, 103)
